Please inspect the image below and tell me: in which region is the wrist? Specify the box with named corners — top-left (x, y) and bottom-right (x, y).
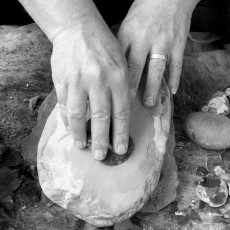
top-left (18, 0), bottom-right (103, 42)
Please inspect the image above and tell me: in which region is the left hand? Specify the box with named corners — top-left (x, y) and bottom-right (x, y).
top-left (117, 0), bottom-right (199, 106)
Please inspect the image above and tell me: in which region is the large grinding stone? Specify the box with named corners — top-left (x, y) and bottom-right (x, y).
top-left (37, 80), bottom-right (171, 227)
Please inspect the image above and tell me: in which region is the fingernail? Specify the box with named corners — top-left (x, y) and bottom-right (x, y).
top-left (145, 97), bottom-right (154, 107)
top-left (171, 87), bottom-right (177, 95)
top-left (75, 140), bottom-right (86, 149)
top-left (117, 143), bottom-right (127, 155)
top-left (94, 149), bottom-right (106, 160)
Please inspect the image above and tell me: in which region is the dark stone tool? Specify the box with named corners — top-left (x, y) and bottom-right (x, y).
top-left (86, 119), bottom-right (134, 166)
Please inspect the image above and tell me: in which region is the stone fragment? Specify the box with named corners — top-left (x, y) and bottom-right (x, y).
top-left (43, 211), bottom-right (54, 222)
top-left (184, 112), bottom-right (230, 150)
top-left (141, 150), bottom-right (178, 213)
top-left (29, 95), bottom-right (40, 111)
top-left (21, 89), bottom-right (56, 165)
top-left (2, 151), bottom-right (23, 167)
top-left (221, 151), bottom-right (230, 163)
top-left (201, 91), bottom-right (230, 116)
top-left (37, 80), bottom-right (173, 227)
top-left (0, 195), bottom-right (15, 217)
top-left (206, 154), bottom-right (230, 173)
top-left (196, 177), bottom-right (228, 207)
top-left (196, 167), bottom-right (209, 177)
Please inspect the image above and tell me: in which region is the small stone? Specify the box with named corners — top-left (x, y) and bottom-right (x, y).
top-left (184, 112), bottom-right (230, 150)
top-left (221, 151), bottom-right (230, 163)
top-left (202, 91), bottom-right (230, 116)
top-left (46, 201), bottom-right (54, 207)
top-left (176, 141), bottom-right (187, 147)
top-left (20, 182), bottom-right (41, 202)
top-left (196, 177), bottom-right (228, 207)
top-left (0, 195), bottom-right (15, 217)
top-left (214, 166), bottom-right (230, 182)
top-left (206, 155), bottom-right (230, 173)
top-left (196, 167), bottom-right (209, 177)
top-left (29, 95), bottom-right (40, 111)
top-left (114, 219), bottom-right (141, 230)
top-left (43, 211), bottom-right (54, 222)
top-left (22, 90), bottom-right (57, 165)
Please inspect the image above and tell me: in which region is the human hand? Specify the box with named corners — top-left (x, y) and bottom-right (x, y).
top-left (117, 0), bottom-right (200, 106)
top-left (51, 19), bottom-right (131, 161)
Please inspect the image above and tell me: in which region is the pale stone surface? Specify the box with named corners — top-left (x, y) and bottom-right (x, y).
top-left (22, 86), bottom-right (178, 215)
top-left (37, 80), bottom-right (172, 227)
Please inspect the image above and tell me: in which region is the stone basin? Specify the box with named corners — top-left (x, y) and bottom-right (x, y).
top-left (37, 79), bottom-right (171, 227)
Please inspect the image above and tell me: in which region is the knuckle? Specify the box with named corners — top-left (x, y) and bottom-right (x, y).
top-left (92, 137), bottom-right (109, 146)
top-left (169, 62), bottom-right (182, 79)
top-left (115, 132), bottom-right (129, 142)
top-left (114, 110), bottom-right (131, 120)
top-left (86, 64), bottom-right (102, 78)
top-left (170, 62), bottom-right (182, 72)
top-left (67, 110), bottom-right (85, 120)
top-left (145, 82), bottom-right (156, 90)
top-left (149, 60), bottom-right (166, 72)
top-left (128, 59), bottom-right (143, 71)
top-left (91, 110), bottom-right (110, 121)
top-left (67, 77), bottom-right (81, 87)
top-left (55, 82), bottom-right (66, 97)
top-left (113, 68), bottom-right (127, 84)
top-left (58, 102), bottom-right (67, 110)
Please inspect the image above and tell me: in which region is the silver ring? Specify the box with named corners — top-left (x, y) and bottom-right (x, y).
top-left (150, 54), bottom-right (167, 62)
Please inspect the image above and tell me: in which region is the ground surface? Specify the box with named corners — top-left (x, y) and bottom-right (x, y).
top-left (1, 24), bottom-right (230, 230)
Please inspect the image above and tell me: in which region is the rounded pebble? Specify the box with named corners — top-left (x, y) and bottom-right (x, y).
top-left (184, 112), bottom-right (230, 150)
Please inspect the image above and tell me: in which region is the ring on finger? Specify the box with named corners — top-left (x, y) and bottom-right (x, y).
top-left (149, 54), bottom-right (168, 63)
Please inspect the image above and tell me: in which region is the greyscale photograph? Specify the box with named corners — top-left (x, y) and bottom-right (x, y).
top-left (0, 0), bottom-right (230, 229)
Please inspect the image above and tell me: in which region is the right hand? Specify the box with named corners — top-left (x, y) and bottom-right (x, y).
top-left (51, 18), bottom-right (131, 161)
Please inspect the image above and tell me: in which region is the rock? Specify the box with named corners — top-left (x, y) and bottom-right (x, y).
top-left (0, 195), bottom-right (15, 217)
top-left (43, 211), bottom-right (54, 222)
top-left (0, 167), bottom-right (22, 200)
top-left (221, 151), bottom-right (230, 163)
top-left (19, 181), bottom-right (41, 202)
top-left (206, 154), bottom-right (230, 174)
top-left (37, 80), bottom-right (172, 227)
top-left (21, 89), bottom-right (57, 165)
top-left (196, 167), bottom-right (209, 177)
top-left (29, 95), bottom-right (40, 111)
top-left (114, 219), bottom-right (141, 230)
top-left (196, 177), bottom-right (228, 207)
top-left (141, 149), bottom-right (178, 213)
top-left (213, 166), bottom-right (230, 195)
top-left (201, 91), bottom-right (230, 115)
top-left (1, 150), bottom-right (23, 167)
top-left (184, 112), bottom-right (230, 150)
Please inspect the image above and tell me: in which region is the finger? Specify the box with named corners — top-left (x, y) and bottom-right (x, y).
top-left (143, 57), bottom-right (166, 107)
top-left (116, 30), bottom-right (130, 58)
top-left (111, 78), bottom-right (131, 155)
top-left (67, 82), bottom-right (87, 149)
top-left (168, 47), bottom-right (185, 95)
top-left (89, 88), bottom-right (111, 161)
top-left (128, 47), bottom-right (147, 103)
top-left (55, 82), bottom-right (69, 128)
